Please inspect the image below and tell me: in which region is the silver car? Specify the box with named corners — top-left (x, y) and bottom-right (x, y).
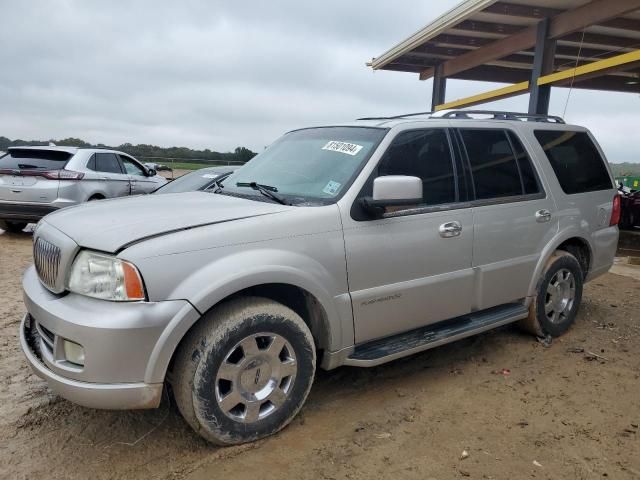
top-left (20, 111), bottom-right (619, 445)
top-left (153, 166), bottom-right (238, 194)
top-left (0, 146), bottom-right (166, 232)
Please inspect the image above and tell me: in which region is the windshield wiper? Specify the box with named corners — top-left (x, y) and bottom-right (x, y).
top-left (236, 181), bottom-right (290, 205)
top-left (211, 173), bottom-right (231, 193)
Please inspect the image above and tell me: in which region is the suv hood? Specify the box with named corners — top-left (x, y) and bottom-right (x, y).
top-left (41, 192), bottom-right (290, 252)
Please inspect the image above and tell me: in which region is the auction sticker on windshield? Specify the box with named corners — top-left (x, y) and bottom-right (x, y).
top-left (322, 180), bottom-right (342, 196)
top-left (322, 141), bottom-right (363, 156)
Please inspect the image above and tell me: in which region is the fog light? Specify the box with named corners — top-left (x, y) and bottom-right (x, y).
top-left (63, 340), bottom-right (85, 366)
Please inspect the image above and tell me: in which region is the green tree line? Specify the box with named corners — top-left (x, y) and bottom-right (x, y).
top-left (0, 136), bottom-right (257, 164)
top-left (610, 163), bottom-right (640, 177)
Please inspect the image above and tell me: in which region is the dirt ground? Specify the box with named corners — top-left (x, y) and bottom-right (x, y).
top-left (159, 169), bottom-right (191, 180)
top-left (1, 228), bottom-right (639, 480)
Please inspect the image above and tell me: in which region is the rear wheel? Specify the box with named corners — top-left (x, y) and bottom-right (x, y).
top-left (0, 220), bottom-right (28, 233)
top-left (519, 251), bottom-right (584, 337)
top-left (172, 297), bottom-right (316, 445)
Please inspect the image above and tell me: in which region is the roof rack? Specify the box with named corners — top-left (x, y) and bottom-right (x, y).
top-left (356, 110), bottom-right (565, 124)
top-left (430, 110), bottom-right (565, 123)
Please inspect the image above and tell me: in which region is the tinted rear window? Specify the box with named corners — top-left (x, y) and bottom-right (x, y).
top-left (0, 149), bottom-right (72, 171)
top-left (534, 130), bottom-right (612, 194)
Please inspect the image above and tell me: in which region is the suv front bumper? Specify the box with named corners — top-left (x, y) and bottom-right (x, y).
top-left (20, 315), bottom-right (163, 409)
top-left (20, 266), bottom-right (199, 410)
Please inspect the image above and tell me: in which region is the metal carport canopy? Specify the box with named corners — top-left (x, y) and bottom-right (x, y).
top-left (369, 0), bottom-right (640, 112)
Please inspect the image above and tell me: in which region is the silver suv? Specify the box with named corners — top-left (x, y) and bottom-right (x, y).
top-left (19, 111), bottom-right (619, 445)
top-left (0, 146), bottom-right (166, 232)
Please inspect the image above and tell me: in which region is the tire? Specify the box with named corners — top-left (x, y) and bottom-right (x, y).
top-left (0, 220), bottom-right (28, 233)
top-left (620, 211), bottom-right (632, 230)
top-left (519, 250), bottom-right (584, 337)
top-left (172, 296), bottom-right (316, 445)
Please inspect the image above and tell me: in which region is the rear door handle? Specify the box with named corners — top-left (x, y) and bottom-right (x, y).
top-left (535, 209), bottom-right (552, 222)
top-left (439, 221), bottom-right (462, 238)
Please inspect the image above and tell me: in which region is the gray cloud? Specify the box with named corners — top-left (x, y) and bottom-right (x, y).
top-left (0, 0), bottom-right (638, 162)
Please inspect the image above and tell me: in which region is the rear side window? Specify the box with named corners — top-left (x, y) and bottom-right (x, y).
top-left (507, 131), bottom-right (540, 195)
top-left (93, 153), bottom-right (123, 174)
top-left (86, 154), bottom-right (96, 170)
top-left (0, 149), bottom-right (72, 171)
top-left (460, 129), bottom-right (522, 200)
top-left (534, 130), bottom-right (612, 194)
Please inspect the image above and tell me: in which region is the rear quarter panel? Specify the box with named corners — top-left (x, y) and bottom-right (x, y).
top-left (517, 124), bottom-right (618, 293)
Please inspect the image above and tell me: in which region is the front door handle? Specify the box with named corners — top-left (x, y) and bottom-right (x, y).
top-left (535, 209), bottom-right (552, 222)
top-left (439, 221), bottom-right (462, 238)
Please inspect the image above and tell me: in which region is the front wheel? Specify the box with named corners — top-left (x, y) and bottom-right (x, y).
top-left (0, 220), bottom-right (28, 233)
top-left (519, 250), bottom-right (584, 337)
top-left (172, 297), bottom-right (316, 445)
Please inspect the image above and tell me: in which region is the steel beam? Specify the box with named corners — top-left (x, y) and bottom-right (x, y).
top-left (431, 65), bottom-right (447, 110)
top-left (528, 19), bottom-right (556, 114)
top-left (434, 81), bottom-right (530, 111)
top-left (433, 49), bottom-right (640, 111)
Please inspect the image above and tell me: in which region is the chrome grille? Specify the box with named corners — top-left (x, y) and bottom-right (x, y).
top-left (33, 237), bottom-right (62, 291)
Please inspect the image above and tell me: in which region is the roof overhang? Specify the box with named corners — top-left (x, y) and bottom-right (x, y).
top-left (370, 0), bottom-right (640, 95)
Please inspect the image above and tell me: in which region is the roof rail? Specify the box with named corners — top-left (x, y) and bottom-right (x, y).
top-left (431, 110), bottom-right (565, 123)
top-left (357, 109), bottom-right (565, 123)
top-left (356, 111), bottom-right (433, 121)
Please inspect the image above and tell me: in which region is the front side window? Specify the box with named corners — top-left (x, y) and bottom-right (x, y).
top-left (221, 127), bottom-right (387, 205)
top-left (377, 129), bottom-right (456, 208)
top-left (94, 153), bottom-right (123, 174)
top-left (460, 129), bottom-right (523, 200)
top-left (534, 130), bottom-right (612, 194)
top-left (121, 157), bottom-right (146, 176)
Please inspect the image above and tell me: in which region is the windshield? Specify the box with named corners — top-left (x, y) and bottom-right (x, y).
top-left (220, 127), bottom-right (387, 204)
top-left (155, 167), bottom-right (234, 194)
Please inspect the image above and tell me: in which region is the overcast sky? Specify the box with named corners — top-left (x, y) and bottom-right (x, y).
top-left (1, 0), bottom-right (638, 162)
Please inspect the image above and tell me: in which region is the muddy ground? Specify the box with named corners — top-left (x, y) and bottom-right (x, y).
top-left (1, 228), bottom-right (639, 480)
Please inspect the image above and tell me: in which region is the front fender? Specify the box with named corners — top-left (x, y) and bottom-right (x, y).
top-left (142, 247), bottom-right (353, 382)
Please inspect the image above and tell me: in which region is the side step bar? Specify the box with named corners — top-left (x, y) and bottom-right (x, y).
top-left (344, 303), bottom-right (528, 367)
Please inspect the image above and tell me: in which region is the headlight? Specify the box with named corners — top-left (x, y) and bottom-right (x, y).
top-left (67, 250), bottom-right (145, 301)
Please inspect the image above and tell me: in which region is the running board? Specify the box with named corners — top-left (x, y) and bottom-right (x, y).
top-left (344, 303), bottom-right (528, 367)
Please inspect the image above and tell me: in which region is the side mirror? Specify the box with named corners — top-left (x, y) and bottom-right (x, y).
top-left (360, 176), bottom-right (423, 216)
top-left (147, 168), bottom-right (157, 177)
